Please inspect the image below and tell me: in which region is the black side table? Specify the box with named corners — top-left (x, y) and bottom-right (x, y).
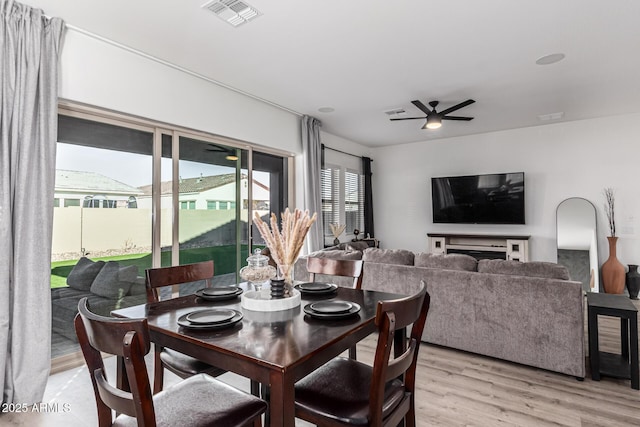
top-left (587, 292), bottom-right (639, 389)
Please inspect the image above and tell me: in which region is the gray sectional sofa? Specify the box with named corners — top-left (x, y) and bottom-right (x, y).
top-left (51, 257), bottom-right (147, 341)
top-left (295, 247), bottom-right (585, 378)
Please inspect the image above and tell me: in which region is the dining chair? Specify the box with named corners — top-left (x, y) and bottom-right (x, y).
top-left (74, 297), bottom-right (267, 427)
top-left (145, 261), bottom-right (229, 394)
top-left (294, 281), bottom-right (430, 427)
top-left (306, 256), bottom-right (365, 359)
top-left (306, 257), bottom-right (364, 289)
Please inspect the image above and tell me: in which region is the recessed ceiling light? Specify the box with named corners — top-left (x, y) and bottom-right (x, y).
top-left (318, 107), bottom-right (335, 113)
top-left (536, 53), bottom-right (566, 65)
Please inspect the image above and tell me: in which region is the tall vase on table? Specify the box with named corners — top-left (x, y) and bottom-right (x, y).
top-left (601, 188), bottom-right (625, 294)
top-left (253, 208), bottom-right (317, 301)
top-left (602, 236), bottom-right (625, 294)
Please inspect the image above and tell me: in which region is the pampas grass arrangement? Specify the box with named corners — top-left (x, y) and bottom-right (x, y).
top-left (329, 223), bottom-right (346, 239)
top-left (253, 208), bottom-right (317, 280)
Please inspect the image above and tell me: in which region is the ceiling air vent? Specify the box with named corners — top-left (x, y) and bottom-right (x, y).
top-left (202, 0), bottom-right (261, 27)
top-left (384, 108), bottom-right (407, 118)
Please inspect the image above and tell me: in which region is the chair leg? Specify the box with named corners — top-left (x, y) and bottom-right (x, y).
top-left (250, 379), bottom-right (260, 397)
top-left (261, 384), bottom-right (270, 426)
top-left (153, 350), bottom-right (164, 394)
top-left (349, 346), bottom-right (357, 359)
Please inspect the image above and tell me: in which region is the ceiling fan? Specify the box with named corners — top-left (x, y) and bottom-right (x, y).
top-left (206, 144), bottom-right (239, 161)
top-left (390, 99), bottom-right (475, 129)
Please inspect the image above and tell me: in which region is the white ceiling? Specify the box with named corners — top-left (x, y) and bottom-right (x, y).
top-left (29, 0), bottom-right (640, 147)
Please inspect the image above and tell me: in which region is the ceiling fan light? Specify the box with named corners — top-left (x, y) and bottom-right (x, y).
top-left (424, 115), bottom-right (442, 130)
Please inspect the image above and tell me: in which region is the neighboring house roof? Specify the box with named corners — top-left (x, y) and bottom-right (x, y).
top-left (55, 170), bottom-right (143, 195)
top-left (138, 173), bottom-right (268, 196)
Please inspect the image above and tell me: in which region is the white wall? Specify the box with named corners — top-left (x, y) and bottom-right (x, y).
top-left (372, 113), bottom-right (640, 266)
top-left (59, 28), bottom-right (300, 155)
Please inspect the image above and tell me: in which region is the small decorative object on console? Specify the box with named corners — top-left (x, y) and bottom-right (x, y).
top-left (626, 264), bottom-right (640, 300)
top-left (329, 223), bottom-right (346, 246)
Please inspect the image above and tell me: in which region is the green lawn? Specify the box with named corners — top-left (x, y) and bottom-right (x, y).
top-left (50, 245), bottom-right (252, 288)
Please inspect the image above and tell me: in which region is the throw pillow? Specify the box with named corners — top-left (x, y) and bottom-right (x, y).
top-left (66, 257), bottom-right (105, 291)
top-left (362, 248), bottom-right (414, 265)
top-left (414, 253), bottom-right (478, 272)
top-left (477, 259), bottom-right (570, 280)
top-left (90, 262), bottom-right (138, 299)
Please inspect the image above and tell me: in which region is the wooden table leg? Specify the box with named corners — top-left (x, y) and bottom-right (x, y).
top-left (621, 317), bottom-right (629, 360)
top-left (631, 312), bottom-right (639, 390)
top-left (268, 371), bottom-right (295, 427)
top-left (588, 308), bottom-right (600, 380)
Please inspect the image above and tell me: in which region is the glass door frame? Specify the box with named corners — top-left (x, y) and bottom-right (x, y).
top-left (53, 100), bottom-right (294, 372)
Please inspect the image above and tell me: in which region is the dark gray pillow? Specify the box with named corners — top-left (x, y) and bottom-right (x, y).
top-left (362, 248), bottom-right (414, 265)
top-left (477, 259), bottom-right (570, 280)
top-left (66, 257), bottom-right (105, 291)
top-left (90, 262), bottom-right (138, 299)
top-left (414, 253), bottom-right (478, 272)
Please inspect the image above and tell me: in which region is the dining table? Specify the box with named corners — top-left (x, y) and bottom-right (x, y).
top-left (111, 284), bottom-right (402, 427)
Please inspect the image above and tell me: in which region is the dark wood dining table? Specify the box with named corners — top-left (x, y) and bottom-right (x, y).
top-left (112, 285), bottom-right (402, 427)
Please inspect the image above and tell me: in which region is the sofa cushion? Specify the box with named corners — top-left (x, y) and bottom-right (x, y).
top-left (90, 262), bottom-right (138, 299)
top-left (344, 241), bottom-right (370, 251)
top-left (66, 257), bottom-right (105, 291)
top-left (362, 248), bottom-right (414, 266)
top-left (414, 253), bottom-right (478, 272)
top-left (477, 259), bottom-right (570, 280)
top-left (308, 250), bottom-right (363, 261)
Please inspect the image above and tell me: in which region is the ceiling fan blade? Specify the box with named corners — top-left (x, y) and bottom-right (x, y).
top-left (411, 100), bottom-right (433, 115)
top-left (441, 116), bottom-right (474, 121)
top-left (390, 117), bottom-right (427, 121)
top-left (438, 99), bottom-right (475, 116)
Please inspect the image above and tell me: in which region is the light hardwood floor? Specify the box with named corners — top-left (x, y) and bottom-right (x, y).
top-left (1, 298), bottom-right (638, 426)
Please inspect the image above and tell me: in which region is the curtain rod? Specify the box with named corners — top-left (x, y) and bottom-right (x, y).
top-left (48, 18), bottom-right (303, 118)
top-left (322, 144), bottom-right (372, 161)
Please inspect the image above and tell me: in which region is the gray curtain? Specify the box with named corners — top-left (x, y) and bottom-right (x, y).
top-left (301, 115), bottom-right (323, 253)
top-left (0, 0), bottom-right (64, 404)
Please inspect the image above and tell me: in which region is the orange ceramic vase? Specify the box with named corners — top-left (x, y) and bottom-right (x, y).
top-left (602, 236), bottom-right (625, 294)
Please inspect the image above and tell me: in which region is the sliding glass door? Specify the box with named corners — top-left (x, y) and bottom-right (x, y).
top-left (51, 105), bottom-right (291, 365)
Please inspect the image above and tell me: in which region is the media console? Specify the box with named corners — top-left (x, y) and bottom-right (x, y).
top-left (427, 233), bottom-right (530, 262)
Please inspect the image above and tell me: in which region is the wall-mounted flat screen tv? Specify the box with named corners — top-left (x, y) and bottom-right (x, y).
top-left (431, 172), bottom-right (525, 224)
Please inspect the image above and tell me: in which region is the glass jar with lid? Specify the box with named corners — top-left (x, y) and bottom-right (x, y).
top-left (239, 249), bottom-right (276, 291)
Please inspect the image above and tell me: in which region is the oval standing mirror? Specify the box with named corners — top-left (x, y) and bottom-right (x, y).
top-left (556, 198), bottom-right (599, 292)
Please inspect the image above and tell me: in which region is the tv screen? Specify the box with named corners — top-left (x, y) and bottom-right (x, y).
top-left (431, 172), bottom-right (525, 224)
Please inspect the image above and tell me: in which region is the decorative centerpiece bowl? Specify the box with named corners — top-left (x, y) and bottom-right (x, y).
top-left (241, 288), bottom-right (301, 312)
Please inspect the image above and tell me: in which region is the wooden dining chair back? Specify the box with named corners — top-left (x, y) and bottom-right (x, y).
top-left (145, 260), bottom-right (214, 303)
top-left (294, 281), bottom-right (430, 427)
top-left (369, 282), bottom-right (429, 426)
top-left (306, 256), bottom-right (364, 289)
top-left (145, 261), bottom-right (226, 393)
top-left (74, 297), bottom-right (267, 427)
